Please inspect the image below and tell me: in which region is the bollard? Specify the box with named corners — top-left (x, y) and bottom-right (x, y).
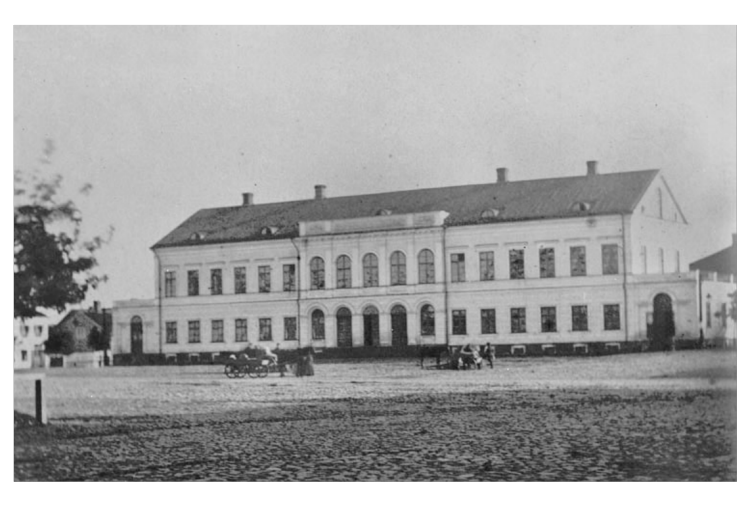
top-left (35, 379), bottom-right (47, 425)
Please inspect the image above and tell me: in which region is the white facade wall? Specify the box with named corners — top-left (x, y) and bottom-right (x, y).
top-left (14, 317), bottom-right (50, 369)
top-left (113, 204), bottom-right (701, 356)
top-left (700, 278), bottom-right (737, 344)
top-left (630, 177), bottom-right (691, 275)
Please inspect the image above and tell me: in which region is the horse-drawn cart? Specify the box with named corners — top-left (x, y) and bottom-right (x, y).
top-left (224, 357), bottom-right (283, 379)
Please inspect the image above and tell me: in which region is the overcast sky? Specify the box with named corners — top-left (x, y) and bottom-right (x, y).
top-left (13, 26), bottom-right (736, 311)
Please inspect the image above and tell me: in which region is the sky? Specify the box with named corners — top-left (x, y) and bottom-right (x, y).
top-left (13, 26), bottom-right (737, 312)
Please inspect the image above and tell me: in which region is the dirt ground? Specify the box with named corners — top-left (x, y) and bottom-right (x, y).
top-left (14, 350), bottom-right (737, 481)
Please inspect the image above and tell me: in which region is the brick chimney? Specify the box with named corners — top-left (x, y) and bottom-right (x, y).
top-left (242, 193), bottom-right (254, 206)
top-left (315, 185), bottom-right (327, 200)
top-left (496, 168), bottom-right (509, 183)
top-left (586, 160), bottom-right (598, 176)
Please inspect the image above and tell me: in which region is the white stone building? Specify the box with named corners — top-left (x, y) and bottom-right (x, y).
top-left (14, 316), bottom-right (50, 369)
top-left (112, 162), bottom-right (701, 363)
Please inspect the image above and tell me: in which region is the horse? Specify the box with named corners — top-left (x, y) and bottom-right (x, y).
top-left (418, 345), bottom-right (450, 368)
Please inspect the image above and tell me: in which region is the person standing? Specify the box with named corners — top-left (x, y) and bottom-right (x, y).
top-left (483, 343), bottom-right (495, 369)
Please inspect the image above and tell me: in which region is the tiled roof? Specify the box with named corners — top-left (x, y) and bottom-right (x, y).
top-left (689, 241), bottom-right (737, 278)
top-left (153, 170), bottom-right (659, 249)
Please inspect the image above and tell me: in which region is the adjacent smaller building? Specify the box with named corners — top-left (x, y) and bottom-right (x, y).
top-left (690, 235), bottom-right (737, 348)
top-left (13, 316), bottom-right (51, 369)
top-left (50, 302), bottom-right (113, 367)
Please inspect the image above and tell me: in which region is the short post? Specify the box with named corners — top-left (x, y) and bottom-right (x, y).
top-left (35, 379), bottom-right (47, 425)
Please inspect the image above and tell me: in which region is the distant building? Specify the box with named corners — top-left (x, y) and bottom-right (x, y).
top-left (113, 161), bottom-right (705, 363)
top-left (690, 235), bottom-right (737, 347)
top-left (14, 316), bottom-right (50, 369)
top-left (52, 302), bottom-right (112, 367)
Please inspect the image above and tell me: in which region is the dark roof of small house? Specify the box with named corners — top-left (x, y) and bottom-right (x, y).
top-left (55, 309), bottom-right (113, 336)
top-left (152, 170), bottom-right (660, 249)
top-left (689, 239), bottom-right (737, 278)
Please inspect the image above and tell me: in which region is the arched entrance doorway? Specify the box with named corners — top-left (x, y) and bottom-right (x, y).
top-left (649, 293), bottom-right (675, 351)
top-left (336, 307), bottom-right (353, 348)
top-left (130, 316), bottom-right (143, 355)
top-left (363, 306), bottom-right (379, 346)
top-left (391, 305), bottom-right (408, 347)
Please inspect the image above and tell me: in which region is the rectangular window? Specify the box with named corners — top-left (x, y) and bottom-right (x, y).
top-left (706, 302), bottom-right (712, 328)
top-left (259, 318), bottom-right (272, 341)
top-left (450, 253), bottom-right (466, 282)
top-left (676, 251), bottom-right (681, 272)
top-left (211, 320), bottom-right (224, 342)
top-left (539, 248), bottom-right (555, 278)
top-left (452, 309), bottom-right (467, 335)
top-left (541, 307), bottom-right (557, 332)
top-left (510, 308), bottom-right (526, 333)
top-left (21, 350), bottom-right (28, 361)
top-left (258, 266), bottom-right (271, 293)
top-left (479, 252), bottom-right (495, 281)
top-left (571, 305), bottom-right (588, 331)
top-left (283, 264), bottom-right (296, 292)
top-left (235, 319), bottom-right (248, 342)
top-left (210, 268), bottom-right (223, 295)
top-left (164, 271), bottom-right (176, 297)
top-left (641, 246), bottom-right (648, 273)
top-left (284, 317), bottom-right (297, 341)
top-left (234, 267), bottom-right (246, 294)
top-left (721, 302), bottom-right (727, 327)
top-left (602, 244), bottom-right (619, 275)
top-left (166, 321), bottom-right (178, 343)
top-left (188, 320), bottom-right (200, 343)
top-left (510, 249), bottom-right (525, 279)
top-left (481, 309), bottom-right (496, 334)
top-left (188, 270), bottom-right (199, 296)
top-left (604, 304), bottom-right (621, 330)
top-left (570, 246), bottom-right (587, 277)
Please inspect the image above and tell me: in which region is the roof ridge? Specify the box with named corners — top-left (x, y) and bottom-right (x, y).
top-left (199, 169), bottom-right (661, 213)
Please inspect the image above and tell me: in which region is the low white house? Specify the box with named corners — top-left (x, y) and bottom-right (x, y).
top-left (14, 316), bottom-right (50, 369)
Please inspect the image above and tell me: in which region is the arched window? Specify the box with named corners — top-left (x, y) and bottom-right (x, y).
top-left (418, 249), bottom-right (435, 284)
top-left (391, 304), bottom-right (408, 347)
top-left (420, 305), bottom-right (435, 336)
top-left (336, 307), bottom-right (352, 347)
top-left (363, 305), bottom-right (379, 346)
top-left (336, 255), bottom-right (352, 288)
top-left (310, 257), bottom-right (325, 290)
top-left (131, 316), bottom-right (143, 354)
top-left (312, 309), bottom-right (325, 340)
top-left (363, 253), bottom-right (379, 288)
top-left (390, 251), bottom-right (406, 286)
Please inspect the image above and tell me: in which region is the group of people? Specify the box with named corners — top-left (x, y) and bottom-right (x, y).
top-left (229, 343), bottom-right (314, 377)
top-left (453, 342), bottom-right (495, 369)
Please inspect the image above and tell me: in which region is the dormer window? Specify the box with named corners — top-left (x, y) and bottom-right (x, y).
top-left (480, 208), bottom-right (501, 220)
top-left (375, 209), bottom-right (392, 216)
top-left (260, 226), bottom-right (279, 236)
top-left (189, 232), bottom-right (206, 241)
top-left (573, 201), bottom-right (591, 212)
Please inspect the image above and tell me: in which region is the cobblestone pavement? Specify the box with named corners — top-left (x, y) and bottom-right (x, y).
top-left (14, 351), bottom-right (737, 481)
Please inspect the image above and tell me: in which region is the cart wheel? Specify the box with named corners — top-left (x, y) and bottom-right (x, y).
top-left (235, 365), bottom-right (249, 378)
top-left (229, 364), bottom-right (243, 378)
top-left (255, 364), bottom-right (269, 378)
top-left (224, 364), bottom-right (235, 378)
top-left (246, 364), bottom-right (257, 378)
